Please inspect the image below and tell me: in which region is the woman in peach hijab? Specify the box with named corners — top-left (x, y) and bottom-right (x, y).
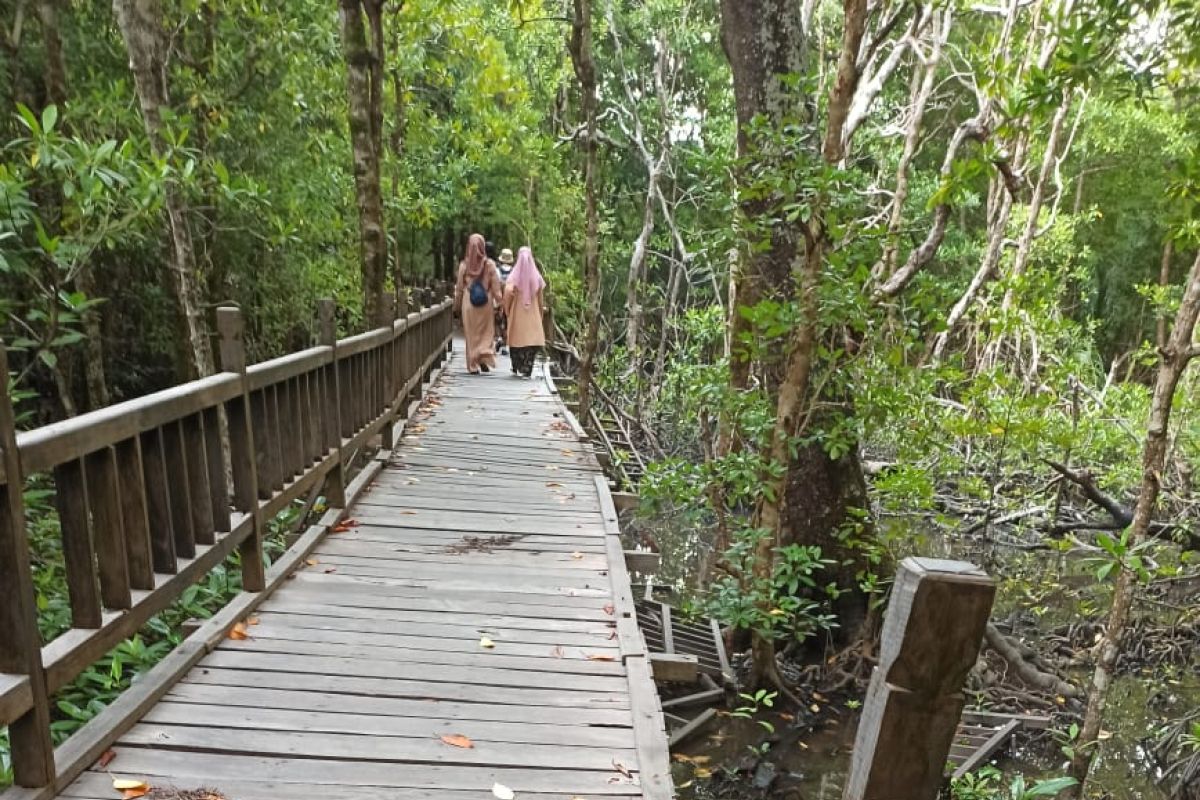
top-left (502, 246), bottom-right (546, 378)
top-left (454, 233), bottom-right (503, 374)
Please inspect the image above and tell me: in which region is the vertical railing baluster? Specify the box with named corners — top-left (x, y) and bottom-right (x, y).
top-left (84, 446), bottom-right (132, 609)
top-left (217, 306), bottom-right (265, 592)
top-left (251, 389), bottom-right (273, 500)
top-left (296, 372), bottom-right (313, 467)
top-left (53, 456), bottom-right (103, 627)
top-left (379, 294), bottom-right (397, 450)
top-left (305, 370), bottom-right (321, 465)
top-left (268, 384), bottom-right (285, 491)
top-left (139, 427), bottom-right (177, 574)
top-left (181, 413), bottom-right (214, 546)
top-left (318, 299), bottom-right (347, 508)
top-left (163, 420), bottom-right (196, 559)
top-left (114, 437), bottom-right (155, 590)
top-left (202, 406), bottom-right (231, 534)
top-left (0, 342), bottom-right (55, 788)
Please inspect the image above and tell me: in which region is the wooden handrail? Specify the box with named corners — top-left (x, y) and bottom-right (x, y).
top-left (0, 293), bottom-right (453, 789)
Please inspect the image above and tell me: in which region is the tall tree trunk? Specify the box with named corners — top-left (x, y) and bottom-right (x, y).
top-left (1156, 239), bottom-right (1175, 350)
top-left (112, 0), bottom-right (213, 378)
top-left (338, 0), bottom-right (387, 325)
top-left (1067, 249), bottom-right (1200, 797)
top-left (569, 0), bottom-right (601, 423)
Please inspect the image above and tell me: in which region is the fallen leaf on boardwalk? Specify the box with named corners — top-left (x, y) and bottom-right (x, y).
top-left (608, 631), bottom-right (617, 640)
top-left (305, 558), bottom-right (319, 566)
top-left (612, 759), bottom-right (632, 779)
top-left (97, 749), bottom-right (116, 768)
top-left (440, 734), bottom-right (474, 748)
top-left (122, 790), bottom-right (149, 800)
top-left (112, 779), bottom-right (148, 793)
top-left (492, 783), bottom-right (515, 800)
top-left (323, 568), bottom-right (337, 574)
top-left (545, 481), bottom-right (563, 488)
top-left (227, 623), bottom-right (249, 641)
top-left (400, 510), bottom-right (418, 515)
top-left (479, 636), bottom-right (496, 649)
top-left (246, 617), bottom-right (260, 626)
top-left (550, 646), bottom-right (565, 658)
top-left (587, 654), bottom-right (616, 661)
top-left (571, 552), bottom-right (583, 559)
top-left (560, 449), bottom-right (575, 456)
top-left (602, 603), bottom-right (615, 615)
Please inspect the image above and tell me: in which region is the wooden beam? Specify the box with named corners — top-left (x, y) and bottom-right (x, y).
top-left (668, 707), bottom-right (718, 749)
top-left (624, 549), bottom-right (659, 574)
top-left (661, 687), bottom-right (725, 711)
top-left (650, 653), bottom-right (699, 683)
top-left (611, 491), bottom-right (639, 512)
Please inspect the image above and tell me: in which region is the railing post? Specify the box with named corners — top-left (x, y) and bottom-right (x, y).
top-left (843, 557), bottom-right (996, 800)
top-left (318, 299), bottom-right (347, 508)
top-left (0, 341), bottom-right (56, 788)
top-left (216, 307), bottom-right (266, 593)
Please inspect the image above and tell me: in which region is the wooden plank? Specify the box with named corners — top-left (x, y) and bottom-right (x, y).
top-left (53, 458), bottom-right (102, 628)
top-left (650, 653), bottom-right (698, 683)
top-left (0, 674), bottom-right (32, 727)
top-left (625, 655), bottom-right (674, 800)
top-left (113, 437), bottom-right (154, 590)
top-left (75, 749), bottom-right (641, 794)
top-left (219, 637), bottom-right (624, 676)
top-left (661, 687), bottom-right (725, 710)
top-left (163, 683), bottom-right (631, 727)
top-left (625, 550), bottom-right (659, 574)
top-left (62, 774), bottom-right (636, 800)
top-left (199, 650), bottom-right (628, 693)
top-left (668, 707), bottom-right (718, 748)
top-left (83, 446), bottom-right (131, 610)
top-left (252, 610), bottom-right (620, 646)
top-left (185, 667), bottom-right (631, 710)
top-left (141, 702), bottom-right (633, 748)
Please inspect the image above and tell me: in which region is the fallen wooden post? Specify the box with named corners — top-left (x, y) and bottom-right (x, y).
top-left (843, 557), bottom-right (996, 800)
top-left (661, 687), bottom-right (725, 710)
top-left (668, 707), bottom-right (719, 748)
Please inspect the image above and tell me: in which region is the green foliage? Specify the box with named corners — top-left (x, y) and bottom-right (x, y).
top-left (951, 766), bottom-right (1078, 800)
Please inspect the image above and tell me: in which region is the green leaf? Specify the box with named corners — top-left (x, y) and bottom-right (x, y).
top-left (1025, 777), bottom-right (1078, 796)
top-left (39, 350), bottom-right (58, 369)
top-left (42, 104), bottom-right (59, 134)
top-left (15, 103), bottom-right (40, 133)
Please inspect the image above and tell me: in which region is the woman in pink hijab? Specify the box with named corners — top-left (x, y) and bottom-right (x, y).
top-left (454, 233), bottom-right (503, 374)
top-left (502, 246), bottom-right (547, 377)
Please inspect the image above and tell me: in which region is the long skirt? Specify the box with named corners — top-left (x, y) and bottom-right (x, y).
top-left (462, 302), bottom-right (496, 372)
top-left (511, 346), bottom-right (540, 377)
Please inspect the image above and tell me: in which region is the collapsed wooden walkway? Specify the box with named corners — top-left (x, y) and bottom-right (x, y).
top-left (0, 303), bottom-right (671, 800)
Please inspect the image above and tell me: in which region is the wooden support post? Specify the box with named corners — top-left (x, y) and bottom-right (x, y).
top-left (650, 653), bottom-right (699, 683)
top-left (624, 549), bottom-right (660, 574)
top-left (318, 299), bottom-right (347, 508)
top-left (0, 341), bottom-right (56, 787)
top-left (216, 306), bottom-right (266, 593)
top-left (843, 557), bottom-right (996, 800)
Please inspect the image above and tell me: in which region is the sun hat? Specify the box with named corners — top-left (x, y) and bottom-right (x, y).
top-left (498, 248), bottom-right (515, 265)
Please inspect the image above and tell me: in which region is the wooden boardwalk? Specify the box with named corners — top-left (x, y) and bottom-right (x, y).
top-left (55, 344), bottom-right (670, 800)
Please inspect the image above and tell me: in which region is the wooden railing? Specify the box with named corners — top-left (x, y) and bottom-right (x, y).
top-left (0, 292), bottom-right (453, 789)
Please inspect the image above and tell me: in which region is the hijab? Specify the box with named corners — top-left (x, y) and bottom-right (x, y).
top-left (461, 233), bottom-right (488, 282)
top-left (509, 246), bottom-right (545, 307)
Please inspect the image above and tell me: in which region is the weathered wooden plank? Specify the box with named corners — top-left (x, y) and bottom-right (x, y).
top-left (142, 703), bottom-right (633, 747)
top-left (238, 618), bottom-right (618, 654)
top-left (82, 446), bottom-right (131, 610)
top-left (185, 667), bottom-right (631, 710)
top-left (218, 636), bottom-right (624, 676)
top-left (63, 773), bottom-right (637, 800)
top-left (951, 718), bottom-right (1021, 779)
top-left (252, 610), bottom-right (620, 645)
top-left (78, 749), bottom-right (641, 794)
top-left (650, 653), bottom-right (698, 683)
top-left (625, 655), bottom-right (673, 800)
top-left (201, 406), bottom-right (230, 533)
top-left (200, 650), bottom-right (628, 693)
top-left (163, 683), bottom-right (631, 727)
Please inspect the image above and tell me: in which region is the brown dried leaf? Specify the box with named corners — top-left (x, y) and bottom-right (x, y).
top-left (305, 558), bottom-right (319, 566)
top-left (227, 623), bottom-right (249, 641)
top-left (612, 759), bottom-right (632, 778)
top-left (440, 733), bottom-right (474, 749)
top-left (97, 749), bottom-right (117, 768)
top-left (550, 646), bottom-right (565, 658)
top-left (246, 617), bottom-right (260, 626)
top-left (586, 654), bottom-right (616, 661)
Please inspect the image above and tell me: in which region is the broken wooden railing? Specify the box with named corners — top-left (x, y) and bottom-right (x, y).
top-left (0, 294), bottom-right (452, 790)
